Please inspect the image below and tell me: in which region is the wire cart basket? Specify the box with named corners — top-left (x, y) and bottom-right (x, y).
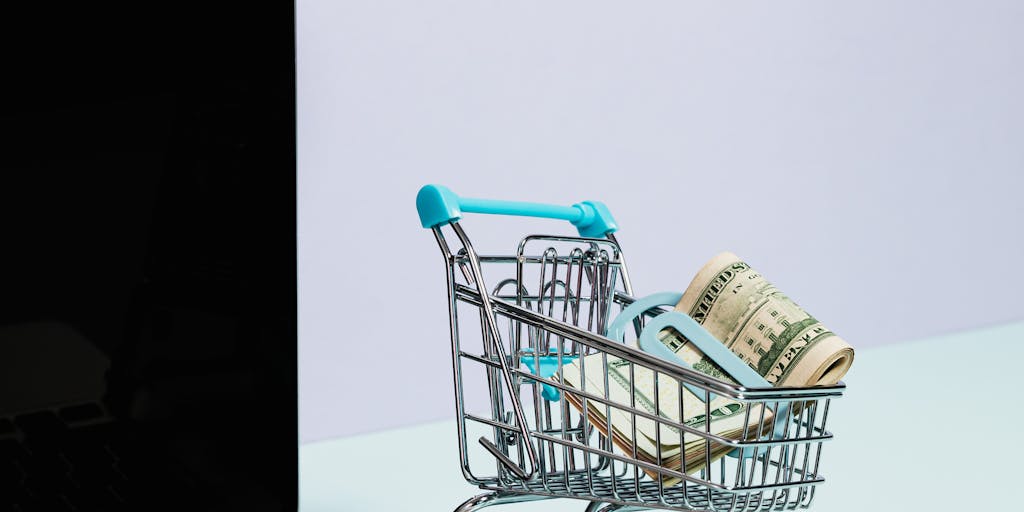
top-left (416, 185), bottom-right (845, 512)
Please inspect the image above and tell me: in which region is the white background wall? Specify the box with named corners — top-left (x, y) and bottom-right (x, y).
top-left (298, 0), bottom-right (1024, 442)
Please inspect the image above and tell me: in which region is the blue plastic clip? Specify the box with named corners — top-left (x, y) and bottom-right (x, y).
top-left (519, 349), bottom-right (579, 401)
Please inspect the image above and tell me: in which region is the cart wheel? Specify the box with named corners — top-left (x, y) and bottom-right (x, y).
top-left (584, 504), bottom-right (652, 512)
top-left (454, 493), bottom-right (500, 512)
top-left (453, 491), bottom-right (550, 511)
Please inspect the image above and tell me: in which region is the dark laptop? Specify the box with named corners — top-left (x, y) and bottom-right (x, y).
top-left (2, 3), bottom-right (297, 510)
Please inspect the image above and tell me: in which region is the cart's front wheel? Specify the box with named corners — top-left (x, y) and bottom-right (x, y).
top-left (453, 491), bottom-right (550, 512)
top-left (583, 502), bottom-right (619, 512)
top-left (584, 503), bottom-right (650, 512)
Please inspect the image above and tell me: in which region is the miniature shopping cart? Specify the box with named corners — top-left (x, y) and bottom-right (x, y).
top-left (416, 185), bottom-right (845, 512)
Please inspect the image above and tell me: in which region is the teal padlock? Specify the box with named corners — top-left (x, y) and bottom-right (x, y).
top-left (606, 292), bottom-right (791, 459)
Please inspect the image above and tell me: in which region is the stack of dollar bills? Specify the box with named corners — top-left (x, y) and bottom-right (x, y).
top-left (559, 252), bottom-right (854, 484)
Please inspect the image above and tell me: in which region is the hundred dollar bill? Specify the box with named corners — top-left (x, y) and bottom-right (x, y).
top-left (670, 252), bottom-right (854, 388)
top-left (560, 348), bottom-right (773, 483)
top-left (555, 251), bottom-right (853, 484)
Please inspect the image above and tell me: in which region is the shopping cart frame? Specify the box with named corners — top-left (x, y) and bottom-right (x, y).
top-left (417, 185), bottom-right (846, 512)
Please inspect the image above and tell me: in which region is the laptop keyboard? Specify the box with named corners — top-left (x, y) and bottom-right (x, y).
top-left (1, 406), bottom-right (139, 511)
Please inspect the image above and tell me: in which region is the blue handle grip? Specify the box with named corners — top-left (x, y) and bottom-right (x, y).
top-left (416, 184), bottom-right (618, 237)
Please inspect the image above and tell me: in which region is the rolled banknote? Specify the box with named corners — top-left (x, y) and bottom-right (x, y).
top-left (560, 351), bottom-right (774, 484)
top-left (556, 251), bottom-right (853, 482)
top-left (671, 252), bottom-right (854, 387)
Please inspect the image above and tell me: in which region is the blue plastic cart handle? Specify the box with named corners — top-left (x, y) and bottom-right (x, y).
top-left (416, 184), bottom-right (618, 237)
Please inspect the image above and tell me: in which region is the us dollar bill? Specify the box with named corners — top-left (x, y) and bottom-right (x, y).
top-left (556, 251), bottom-right (853, 482)
top-left (560, 350), bottom-right (773, 483)
top-left (671, 252), bottom-right (854, 387)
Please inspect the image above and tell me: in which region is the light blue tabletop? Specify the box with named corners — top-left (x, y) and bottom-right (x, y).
top-left (301, 321), bottom-right (1024, 511)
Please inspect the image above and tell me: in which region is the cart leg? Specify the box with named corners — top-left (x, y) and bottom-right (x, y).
top-left (453, 491), bottom-right (550, 512)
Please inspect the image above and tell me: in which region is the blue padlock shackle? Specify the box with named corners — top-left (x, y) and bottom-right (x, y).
top-left (607, 292), bottom-right (792, 459)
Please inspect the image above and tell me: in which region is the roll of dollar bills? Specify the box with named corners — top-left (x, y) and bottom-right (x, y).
top-left (672, 252), bottom-right (854, 387)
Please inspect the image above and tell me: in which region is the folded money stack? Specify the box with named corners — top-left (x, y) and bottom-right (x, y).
top-left (559, 252), bottom-right (855, 485)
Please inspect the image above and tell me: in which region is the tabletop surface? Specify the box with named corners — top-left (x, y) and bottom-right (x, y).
top-left (300, 320), bottom-right (1024, 511)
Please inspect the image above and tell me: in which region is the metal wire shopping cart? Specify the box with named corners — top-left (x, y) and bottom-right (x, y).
top-left (416, 185), bottom-right (845, 512)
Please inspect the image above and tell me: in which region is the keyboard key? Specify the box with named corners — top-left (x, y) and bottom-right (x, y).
top-left (14, 411), bottom-right (66, 438)
top-left (0, 458), bottom-right (25, 485)
top-left (63, 446), bottom-right (115, 474)
top-left (0, 418), bottom-right (14, 436)
top-left (58, 403), bottom-right (104, 424)
top-left (5, 486), bottom-right (35, 508)
top-left (62, 483), bottom-right (121, 511)
top-left (18, 492), bottom-right (74, 512)
top-left (64, 421), bottom-right (116, 445)
top-left (19, 451), bottom-right (72, 492)
top-left (62, 426), bottom-right (118, 471)
top-left (0, 439), bottom-right (32, 464)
